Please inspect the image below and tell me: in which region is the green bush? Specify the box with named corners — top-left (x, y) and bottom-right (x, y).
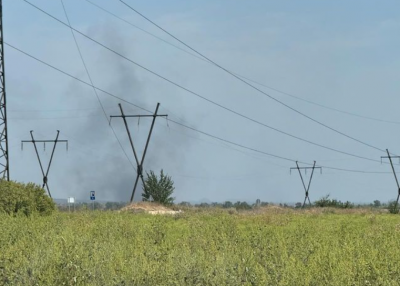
top-left (387, 200), bottom-right (399, 214)
top-left (314, 195), bottom-right (354, 209)
top-left (0, 180), bottom-right (56, 216)
top-left (142, 170), bottom-right (175, 205)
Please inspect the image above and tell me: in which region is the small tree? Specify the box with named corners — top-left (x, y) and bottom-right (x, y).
top-left (222, 201), bottom-right (233, 208)
top-left (142, 170), bottom-right (175, 205)
top-left (373, 200), bottom-right (381, 208)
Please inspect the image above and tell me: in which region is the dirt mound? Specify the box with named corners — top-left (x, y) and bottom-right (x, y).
top-left (120, 202), bottom-right (182, 215)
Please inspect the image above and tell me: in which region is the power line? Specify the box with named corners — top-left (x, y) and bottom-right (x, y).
top-left (15, 2), bottom-right (389, 162)
top-left (167, 118), bottom-right (392, 174)
top-left (4, 43), bottom-right (149, 111)
top-left (5, 42), bottom-right (394, 174)
top-left (158, 118), bottom-right (290, 169)
top-left (118, 0), bottom-right (388, 154)
top-left (60, 0), bottom-right (135, 171)
top-left (9, 114), bottom-right (103, 120)
top-left (6, 41), bottom-right (385, 165)
top-left (237, 76), bottom-right (400, 125)
top-left (85, 0), bottom-right (400, 127)
top-left (8, 106), bottom-right (116, 112)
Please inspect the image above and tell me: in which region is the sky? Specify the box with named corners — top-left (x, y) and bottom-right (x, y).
top-left (3, 0), bottom-right (400, 204)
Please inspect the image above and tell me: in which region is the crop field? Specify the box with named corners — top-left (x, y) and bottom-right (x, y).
top-left (1, 209), bottom-right (400, 286)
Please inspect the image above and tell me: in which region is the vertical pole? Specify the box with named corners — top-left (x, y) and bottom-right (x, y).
top-left (306, 161), bottom-right (316, 206)
top-left (30, 131), bottom-right (51, 197)
top-left (0, 0), bottom-right (10, 180)
top-left (386, 149), bottom-right (400, 211)
top-left (140, 103), bottom-right (160, 166)
top-left (296, 161), bottom-right (307, 194)
top-left (118, 104), bottom-right (140, 165)
top-left (130, 103), bottom-right (160, 202)
top-left (296, 161), bottom-right (308, 208)
top-left (130, 172), bottom-right (141, 202)
top-left (44, 130), bottom-right (60, 179)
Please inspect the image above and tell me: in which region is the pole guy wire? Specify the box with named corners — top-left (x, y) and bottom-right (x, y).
top-left (59, 0), bottom-right (136, 171)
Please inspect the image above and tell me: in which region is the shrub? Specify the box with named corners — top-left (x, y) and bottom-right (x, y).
top-left (295, 202), bottom-right (302, 208)
top-left (234, 201), bottom-right (252, 210)
top-left (387, 200), bottom-right (399, 214)
top-left (314, 195), bottom-right (354, 209)
top-left (142, 170), bottom-right (175, 205)
top-left (0, 180), bottom-right (56, 216)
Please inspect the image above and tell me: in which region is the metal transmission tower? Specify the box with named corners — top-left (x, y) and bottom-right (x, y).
top-left (110, 103), bottom-right (167, 202)
top-left (290, 161), bottom-right (322, 208)
top-left (0, 0), bottom-right (9, 180)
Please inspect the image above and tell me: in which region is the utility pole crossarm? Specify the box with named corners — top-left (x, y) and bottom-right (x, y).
top-left (110, 114), bottom-right (168, 118)
top-left (290, 167), bottom-right (322, 170)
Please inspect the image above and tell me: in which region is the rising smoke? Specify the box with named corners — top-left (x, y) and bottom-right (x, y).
top-left (56, 23), bottom-right (192, 202)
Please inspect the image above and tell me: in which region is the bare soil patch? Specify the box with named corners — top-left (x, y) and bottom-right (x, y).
top-left (120, 202), bottom-right (182, 215)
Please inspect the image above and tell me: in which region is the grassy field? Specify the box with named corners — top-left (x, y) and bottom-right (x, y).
top-left (1, 208), bottom-right (400, 285)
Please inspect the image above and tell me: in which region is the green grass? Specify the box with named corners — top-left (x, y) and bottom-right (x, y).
top-left (1, 210), bottom-right (400, 285)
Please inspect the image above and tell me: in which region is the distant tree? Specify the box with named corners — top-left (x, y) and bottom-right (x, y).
top-left (373, 200), bottom-right (381, 208)
top-left (142, 170), bottom-right (175, 205)
top-left (234, 201), bottom-right (251, 210)
top-left (342, 201), bottom-right (354, 209)
top-left (197, 203), bottom-right (210, 208)
top-left (222, 201), bottom-right (233, 208)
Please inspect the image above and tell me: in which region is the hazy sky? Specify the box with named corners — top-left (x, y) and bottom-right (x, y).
top-left (4, 0), bottom-right (400, 203)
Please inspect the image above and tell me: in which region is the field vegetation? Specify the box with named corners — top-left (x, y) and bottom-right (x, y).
top-left (1, 207), bottom-right (400, 285)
